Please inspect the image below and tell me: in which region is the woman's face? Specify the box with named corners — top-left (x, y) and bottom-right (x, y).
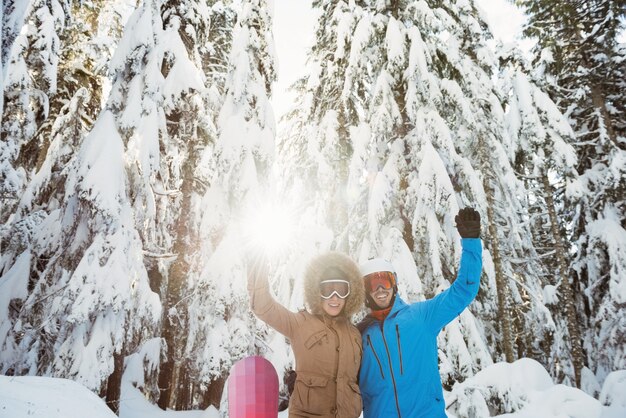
top-left (321, 295), bottom-right (346, 317)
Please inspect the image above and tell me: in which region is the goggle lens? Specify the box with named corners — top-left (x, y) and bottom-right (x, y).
top-left (320, 280), bottom-right (350, 299)
top-left (364, 271), bottom-right (395, 292)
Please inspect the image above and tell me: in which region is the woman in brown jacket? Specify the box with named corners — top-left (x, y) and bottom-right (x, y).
top-left (247, 252), bottom-right (364, 418)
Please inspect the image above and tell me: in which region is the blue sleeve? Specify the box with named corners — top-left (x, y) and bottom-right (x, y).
top-left (420, 238), bottom-right (483, 334)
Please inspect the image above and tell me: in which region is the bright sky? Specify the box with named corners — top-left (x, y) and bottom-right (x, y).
top-left (271, 0), bottom-right (528, 119)
top-left (271, 0), bottom-right (317, 119)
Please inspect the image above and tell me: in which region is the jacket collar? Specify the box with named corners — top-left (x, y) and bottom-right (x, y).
top-left (387, 295), bottom-right (408, 319)
top-left (319, 313), bottom-right (348, 327)
top-left (360, 296), bottom-right (408, 333)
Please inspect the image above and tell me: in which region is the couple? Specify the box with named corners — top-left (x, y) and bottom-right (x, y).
top-left (247, 207), bottom-right (482, 418)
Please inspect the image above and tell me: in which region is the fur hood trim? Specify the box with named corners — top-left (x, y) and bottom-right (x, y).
top-left (303, 251), bottom-right (364, 318)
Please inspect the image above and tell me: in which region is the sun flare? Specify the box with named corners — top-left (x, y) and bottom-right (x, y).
top-left (241, 200), bottom-right (296, 259)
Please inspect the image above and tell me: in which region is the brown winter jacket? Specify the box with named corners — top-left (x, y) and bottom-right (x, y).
top-left (248, 252), bottom-right (365, 418)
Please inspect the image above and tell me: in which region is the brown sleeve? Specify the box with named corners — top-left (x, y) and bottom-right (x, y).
top-left (247, 254), bottom-right (299, 338)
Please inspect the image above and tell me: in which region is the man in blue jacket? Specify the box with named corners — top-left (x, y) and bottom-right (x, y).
top-left (358, 207), bottom-right (482, 418)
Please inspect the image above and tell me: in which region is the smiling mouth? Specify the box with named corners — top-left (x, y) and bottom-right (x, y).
top-left (376, 294), bottom-right (388, 300)
top-left (329, 303), bottom-right (341, 308)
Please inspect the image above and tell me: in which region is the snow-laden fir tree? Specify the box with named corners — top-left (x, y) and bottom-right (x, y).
top-left (273, 0), bottom-right (372, 400)
top-left (0, 0), bottom-right (129, 237)
top-left (333, 0), bottom-right (568, 388)
top-left (0, 12), bottom-right (2, 119)
top-left (1, 1), bottom-right (13, 92)
top-left (6, 0), bottom-right (130, 225)
top-left (341, 0), bottom-right (506, 388)
top-left (101, 0), bottom-right (225, 410)
top-left (410, 0), bottom-right (558, 373)
top-left (0, 0), bottom-right (167, 414)
top-left (0, 0), bottom-right (64, 222)
top-left (278, 0), bottom-right (368, 252)
top-left (499, 48), bottom-right (583, 385)
top-left (183, 0), bottom-right (276, 410)
top-left (29, 1), bottom-right (125, 173)
top-left (11, 110), bottom-right (161, 406)
top-left (519, 0), bottom-right (626, 387)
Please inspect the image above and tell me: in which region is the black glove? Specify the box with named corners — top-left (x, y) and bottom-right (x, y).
top-left (455, 207), bottom-right (481, 238)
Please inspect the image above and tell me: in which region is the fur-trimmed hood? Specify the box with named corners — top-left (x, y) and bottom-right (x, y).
top-left (303, 251), bottom-right (364, 318)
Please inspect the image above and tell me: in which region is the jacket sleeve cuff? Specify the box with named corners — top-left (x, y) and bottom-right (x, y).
top-left (458, 238), bottom-right (483, 285)
top-left (461, 238), bottom-right (482, 253)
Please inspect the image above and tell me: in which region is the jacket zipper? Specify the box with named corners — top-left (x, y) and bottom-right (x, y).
top-left (367, 335), bottom-right (385, 379)
top-left (381, 323), bottom-right (402, 418)
top-left (396, 324), bottom-right (403, 375)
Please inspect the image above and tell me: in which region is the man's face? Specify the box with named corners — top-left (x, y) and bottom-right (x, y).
top-left (364, 271), bottom-right (396, 309)
top-left (369, 285), bottom-right (394, 309)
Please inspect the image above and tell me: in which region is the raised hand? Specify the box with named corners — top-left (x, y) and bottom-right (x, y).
top-left (246, 249), bottom-right (269, 289)
top-left (455, 207), bottom-right (481, 238)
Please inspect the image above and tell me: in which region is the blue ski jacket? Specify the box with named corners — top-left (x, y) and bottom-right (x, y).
top-left (359, 238), bottom-right (483, 418)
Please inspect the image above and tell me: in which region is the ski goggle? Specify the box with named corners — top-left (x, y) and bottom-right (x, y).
top-left (364, 271), bottom-right (396, 293)
top-left (319, 280), bottom-right (351, 299)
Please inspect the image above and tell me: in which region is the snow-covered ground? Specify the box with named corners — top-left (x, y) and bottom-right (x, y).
top-left (0, 375), bottom-right (223, 418)
top-left (2, 359), bottom-right (624, 418)
top-left (446, 359), bottom-right (626, 418)
top-left (0, 374), bottom-right (287, 418)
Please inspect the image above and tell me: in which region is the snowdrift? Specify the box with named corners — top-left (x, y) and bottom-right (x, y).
top-left (1, 359), bottom-right (624, 418)
top-left (0, 375), bottom-right (220, 418)
top-left (447, 359), bottom-right (626, 418)
top-left (0, 375), bottom-right (117, 418)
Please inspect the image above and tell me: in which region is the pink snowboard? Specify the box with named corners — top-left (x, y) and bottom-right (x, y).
top-left (228, 356), bottom-right (279, 418)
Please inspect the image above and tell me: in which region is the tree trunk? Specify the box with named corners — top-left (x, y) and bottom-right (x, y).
top-left (331, 105), bottom-right (351, 252)
top-left (394, 56), bottom-right (415, 254)
top-left (542, 174), bottom-right (584, 387)
top-left (175, 360), bottom-right (193, 410)
top-left (485, 181), bottom-right (515, 363)
top-left (202, 377), bottom-right (226, 410)
top-left (157, 104), bottom-right (200, 409)
top-left (105, 349), bottom-right (124, 414)
top-left (156, 164), bottom-right (196, 409)
top-left (157, 351), bottom-right (175, 410)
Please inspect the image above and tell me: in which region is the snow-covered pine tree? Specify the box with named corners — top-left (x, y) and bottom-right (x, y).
top-left (0, 2), bottom-right (9, 117)
top-left (0, 0), bottom-right (65, 222)
top-left (421, 1), bottom-right (558, 373)
top-left (0, 0), bottom-right (168, 413)
top-left (153, 1), bottom-right (216, 411)
top-left (183, 0), bottom-right (276, 410)
top-left (337, 0), bottom-right (510, 388)
top-left (278, 0), bottom-right (368, 252)
top-left (153, 4), bottom-right (237, 411)
top-left (198, 1), bottom-right (237, 105)
top-left (0, 3), bottom-right (5, 117)
top-left (499, 50), bottom-right (582, 385)
top-left (0, 7), bottom-right (4, 119)
top-left (7, 0), bottom-right (129, 225)
top-left (34, 1), bottom-right (132, 166)
top-left (337, 0), bottom-right (571, 388)
top-left (429, 1), bottom-right (517, 367)
top-left (272, 0), bottom-right (371, 399)
top-left (519, 0), bottom-right (626, 386)
top-left (0, 0), bottom-right (126, 252)
top-left (0, 2), bottom-right (157, 414)
top-left (1, 0), bottom-right (30, 72)
top-left (0, 103), bottom-right (162, 411)
top-left (98, 0), bottom-right (221, 410)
